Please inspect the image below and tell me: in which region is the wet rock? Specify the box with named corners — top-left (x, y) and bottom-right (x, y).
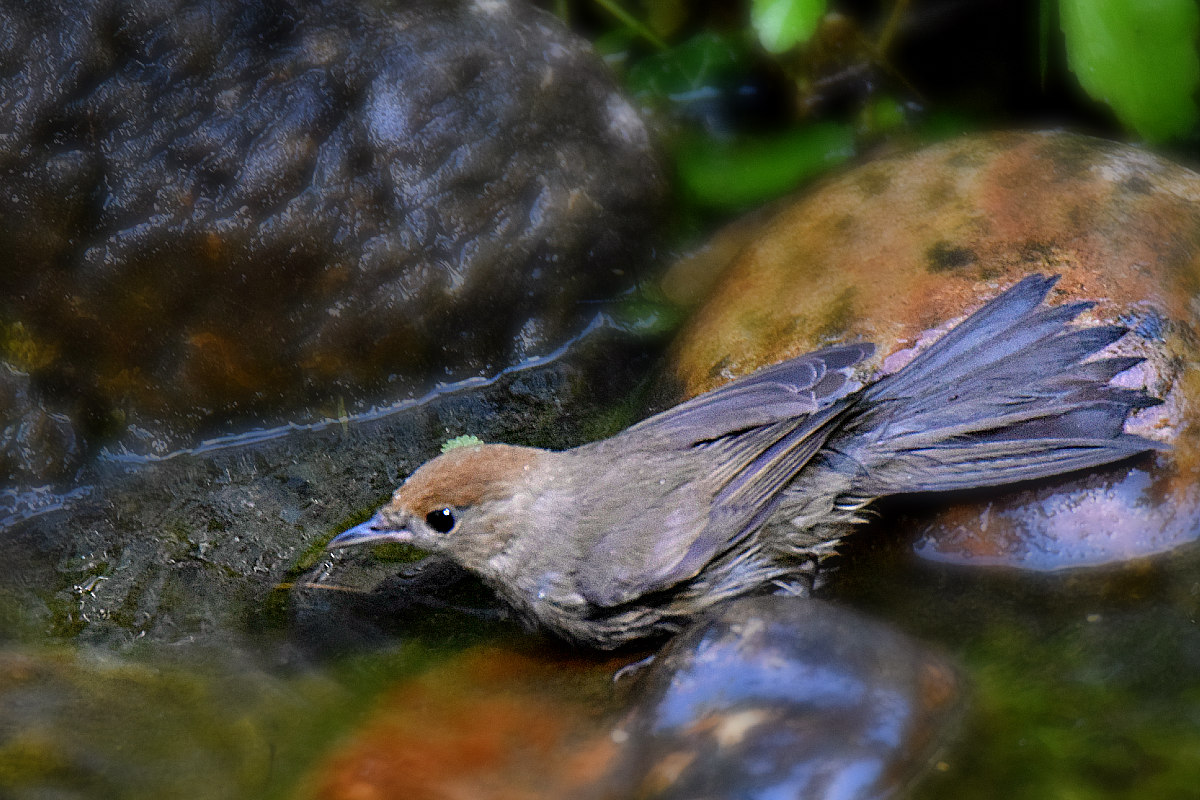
top-left (0, 0), bottom-right (664, 484)
top-left (602, 596), bottom-right (964, 800)
top-left (665, 131), bottom-right (1197, 569)
top-left (0, 365), bottom-right (79, 485)
top-left (0, 324), bottom-right (652, 649)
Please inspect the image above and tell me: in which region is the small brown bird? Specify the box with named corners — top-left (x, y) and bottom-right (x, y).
top-left (330, 275), bottom-right (1162, 648)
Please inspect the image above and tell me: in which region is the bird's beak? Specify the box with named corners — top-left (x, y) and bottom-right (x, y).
top-left (327, 514), bottom-right (413, 549)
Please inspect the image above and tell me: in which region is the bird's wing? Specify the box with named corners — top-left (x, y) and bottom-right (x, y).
top-left (625, 343), bottom-right (873, 446)
top-left (574, 347), bottom-right (871, 609)
top-left (575, 410), bottom-right (848, 608)
top-left (572, 477), bottom-right (714, 608)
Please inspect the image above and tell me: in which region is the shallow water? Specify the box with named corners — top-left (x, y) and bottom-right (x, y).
top-left (5, 518), bottom-right (1196, 798)
top-left (834, 527), bottom-right (1200, 800)
top-left (2, 325), bottom-right (1198, 799)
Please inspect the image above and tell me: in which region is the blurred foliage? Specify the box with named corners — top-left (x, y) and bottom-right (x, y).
top-left (546, 0), bottom-right (1200, 224)
top-left (751, 0), bottom-right (828, 53)
top-left (1058, 0), bottom-right (1200, 142)
top-left (622, 30), bottom-right (745, 101)
top-left (676, 121), bottom-right (855, 207)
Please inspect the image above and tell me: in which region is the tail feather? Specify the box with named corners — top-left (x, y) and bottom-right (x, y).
top-left (1068, 356), bottom-right (1145, 384)
top-left (874, 328), bottom-right (1138, 439)
top-left (984, 402), bottom-right (1134, 442)
top-left (873, 437), bottom-right (1156, 492)
top-left (843, 274), bottom-right (1163, 496)
top-left (873, 275), bottom-right (1072, 398)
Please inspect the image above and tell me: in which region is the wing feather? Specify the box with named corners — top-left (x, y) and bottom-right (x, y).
top-left (576, 356), bottom-right (862, 608)
top-left (627, 343), bottom-right (873, 446)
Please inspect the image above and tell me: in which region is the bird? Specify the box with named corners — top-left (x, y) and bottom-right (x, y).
top-left (328, 274), bottom-right (1163, 648)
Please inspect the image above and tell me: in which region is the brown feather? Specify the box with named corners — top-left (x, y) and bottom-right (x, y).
top-left (388, 444), bottom-right (543, 515)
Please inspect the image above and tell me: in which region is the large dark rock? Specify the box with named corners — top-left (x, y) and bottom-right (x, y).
top-left (0, 0), bottom-right (664, 484)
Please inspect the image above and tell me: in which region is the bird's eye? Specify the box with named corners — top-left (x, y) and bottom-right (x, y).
top-left (425, 507), bottom-right (456, 533)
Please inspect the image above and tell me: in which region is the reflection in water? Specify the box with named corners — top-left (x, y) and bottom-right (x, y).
top-left (4, 517), bottom-right (1200, 798)
top-left (0, 485), bottom-right (92, 530)
top-left (835, 530), bottom-right (1200, 800)
top-left (914, 463), bottom-right (1200, 569)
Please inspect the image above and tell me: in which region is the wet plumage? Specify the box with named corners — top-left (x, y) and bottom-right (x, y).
top-left (330, 275), bottom-right (1163, 648)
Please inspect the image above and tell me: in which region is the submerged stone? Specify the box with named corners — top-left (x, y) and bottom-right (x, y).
top-left (0, 644), bottom-right (341, 799)
top-left (294, 598), bottom-right (963, 800)
top-left (602, 596), bottom-right (964, 800)
top-left (666, 131), bottom-right (1197, 569)
top-left (299, 645), bottom-right (625, 800)
top-left (0, 324), bottom-right (653, 650)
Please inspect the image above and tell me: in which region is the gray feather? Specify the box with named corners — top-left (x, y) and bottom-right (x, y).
top-left (628, 343), bottom-right (873, 446)
top-left (847, 274), bottom-right (1163, 495)
top-left (575, 274), bottom-right (1163, 608)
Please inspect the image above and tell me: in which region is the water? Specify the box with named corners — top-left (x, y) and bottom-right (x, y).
top-left (2, 321), bottom-right (1198, 798)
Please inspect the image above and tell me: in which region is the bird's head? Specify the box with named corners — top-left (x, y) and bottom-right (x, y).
top-left (328, 443), bottom-right (547, 570)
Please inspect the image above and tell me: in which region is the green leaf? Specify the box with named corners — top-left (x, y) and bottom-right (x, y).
top-left (1060, 0), bottom-right (1200, 141)
top-left (624, 32), bottom-right (747, 100)
top-left (675, 122), bottom-right (855, 209)
top-left (751, 0), bottom-right (827, 53)
top-left (592, 0), bottom-right (668, 50)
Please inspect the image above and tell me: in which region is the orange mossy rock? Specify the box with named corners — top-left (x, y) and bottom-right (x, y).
top-left (666, 131), bottom-right (1198, 569)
